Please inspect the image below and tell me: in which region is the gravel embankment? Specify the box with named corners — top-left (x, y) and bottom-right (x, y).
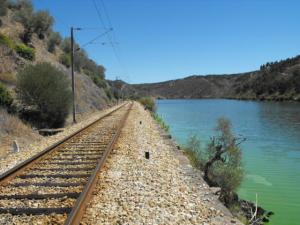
top-left (0, 103), bottom-right (122, 176)
top-left (82, 102), bottom-right (242, 225)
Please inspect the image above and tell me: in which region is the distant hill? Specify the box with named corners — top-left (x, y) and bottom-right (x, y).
top-left (111, 55), bottom-right (300, 101)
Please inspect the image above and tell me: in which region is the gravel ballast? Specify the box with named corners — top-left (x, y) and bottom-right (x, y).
top-left (82, 102), bottom-right (242, 225)
top-left (0, 104), bottom-right (122, 176)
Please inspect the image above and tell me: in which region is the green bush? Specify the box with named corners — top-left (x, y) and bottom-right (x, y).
top-left (15, 43), bottom-right (35, 60)
top-left (17, 62), bottom-right (72, 128)
top-left (0, 82), bottom-right (13, 108)
top-left (59, 53), bottom-right (71, 68)
top-left (0, 33), bottom-right (14, 49)
top-left (47, 31), bottom-right (61, 52)
top-left (138, 97), bottom-right (156, 112)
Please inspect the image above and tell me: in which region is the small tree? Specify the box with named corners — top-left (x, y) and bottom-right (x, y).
top-left (13, 1), bottom-right (34, 43)
top-left (204, 118), bottom-right (245, 205)
top-left (17, 62), bottom-right (72, 128)
top-left (47, 31), bottom-right (62, 52)
top-left (32, 10), bottom-right (53, 39)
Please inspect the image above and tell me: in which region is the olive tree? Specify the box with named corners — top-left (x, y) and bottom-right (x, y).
top-left (17, 62), bottom-right (72, 128)
top-left (204, 118), bottom-right (245, 205)
top-left (185, 118), bottom-right (245, 206)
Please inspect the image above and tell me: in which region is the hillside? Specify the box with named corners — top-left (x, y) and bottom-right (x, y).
top-left (114, 56), bottom-right (300, 101)
top-left (0, 1), bottom-right (117, 157)
top-left (0, 1), bottom-right (114, 114)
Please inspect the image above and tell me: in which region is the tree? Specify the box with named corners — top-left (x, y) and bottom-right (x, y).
top-left (203, 118), bottom-right (245, 205)
top-left (17, 62), bottom-right (72, 128)
top-left (13, 2), bottom-right (34, 43)
top-left (47, 31), bottom-right (62, 52)
top-left (60, 37), bottom-right (71, 53)
top-left (32, 10), bottom-right (54, 39)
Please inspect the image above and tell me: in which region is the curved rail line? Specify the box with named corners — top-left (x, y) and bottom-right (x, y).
top-left (0, 102), bottom-right (133, 224)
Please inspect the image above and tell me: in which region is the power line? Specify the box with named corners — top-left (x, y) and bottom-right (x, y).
top-left (92, 0), bottom-right (130, 81)
top-left (80, 28), bottom-right (113, 48)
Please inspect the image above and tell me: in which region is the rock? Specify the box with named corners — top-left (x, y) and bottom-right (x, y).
top-left (12, 140), bottom-right (19, 153)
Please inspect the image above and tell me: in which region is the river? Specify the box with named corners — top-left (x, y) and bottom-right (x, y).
top-left (156, 99), bottom-right (300, 225)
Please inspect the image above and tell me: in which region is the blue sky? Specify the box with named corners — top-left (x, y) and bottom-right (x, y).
top-left (33, 0), bottom-right (300, 84)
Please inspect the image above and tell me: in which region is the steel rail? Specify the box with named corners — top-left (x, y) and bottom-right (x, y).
top-left (64, 102), bottom-right (133, 225)
top-left (0, 102), bottom-right (127, 186)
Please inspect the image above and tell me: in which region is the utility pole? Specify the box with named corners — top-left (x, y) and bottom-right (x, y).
top-left (70, 27), bottom-right (76, 123)
top-left (70, 27), bottom-right (81, 123)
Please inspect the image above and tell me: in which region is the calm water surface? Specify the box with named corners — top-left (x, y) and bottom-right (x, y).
top-left (156, 99), bottom-right (300, 225)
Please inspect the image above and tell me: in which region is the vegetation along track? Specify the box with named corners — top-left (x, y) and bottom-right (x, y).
top-left (0, 102), bottom-right (133, 225)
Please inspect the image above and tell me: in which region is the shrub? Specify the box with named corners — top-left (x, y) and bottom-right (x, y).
top-left (83, 59), bottom-right (105, 80)
top-left (0, 73), bottom-right (16, 85)
top-left (0, 33), bottom-right (14, 49)
top-left (185, 118), bottom-right (244, 206)
top-left (153, 113), bottom-right (169, 132)
top-left (60, 37), bottom-right (71, 53)
top-left (17, 62), bottom-right (72, 128)
top-left (8, 0), bottom-right (33, 10)
top-left (74, 49), bottom-right (88, 71)
top-left (15, 43), bottom-right (35, 60)
top-left (91, 75), bottom-right (107, 89)
top-left (0, 82), bottom-right (13, 108)
top-left (59, 53), bottom-right (71, 68)
top-left (47, 31), bottom-right (61, 52)
top-left (32, 10), bottom-right (53, 39)
top-left (184, 135), bottom-right (205, 168)
top-left (104, 87), bottom-right (113, 100)
top-left (13, 3), bottom-right (34, 43)
top-left (138, 97), bottom-right (156, 112)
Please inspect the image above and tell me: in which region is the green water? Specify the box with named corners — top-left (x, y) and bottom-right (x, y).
top-left (156, 99), bottom-right (300, 225)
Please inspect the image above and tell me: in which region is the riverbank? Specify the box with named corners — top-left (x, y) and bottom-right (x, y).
top-left (81, 102), bottom-right (241, 224)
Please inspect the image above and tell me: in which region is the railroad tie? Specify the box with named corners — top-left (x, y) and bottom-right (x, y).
top-left (0, 207), bottom-right (73, 215)
top-left (0, 192), bottom-right (80, 200)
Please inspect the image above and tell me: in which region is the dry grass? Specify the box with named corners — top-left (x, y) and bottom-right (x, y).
top-left (0, 108), bottom-right (41, 158)
top-left (0, 72), bottom-right (16, 85)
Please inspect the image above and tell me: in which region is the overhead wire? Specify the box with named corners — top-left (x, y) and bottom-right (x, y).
top-left (92, 0), bottom-right (130, 81)
top-left (80, 28), bottom-right (113, 48)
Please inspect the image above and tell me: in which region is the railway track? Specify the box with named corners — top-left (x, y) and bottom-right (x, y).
top-left (0, 102), bottom-right (132, 225)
